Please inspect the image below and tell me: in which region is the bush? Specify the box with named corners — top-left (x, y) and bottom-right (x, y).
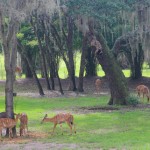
top-left (126, 95), bottom-right (139, 106)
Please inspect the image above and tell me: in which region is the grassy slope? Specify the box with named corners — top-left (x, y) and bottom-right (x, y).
top-left (0, 95), bottom-right (150, 149)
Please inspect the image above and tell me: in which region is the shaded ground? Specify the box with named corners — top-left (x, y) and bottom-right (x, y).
top-left (1, 76), bottom-right (150, 98)
top-left (0, 76), bottom-right (150, 149)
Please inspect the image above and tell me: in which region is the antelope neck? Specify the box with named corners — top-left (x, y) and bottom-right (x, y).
top-left (46, 117), bottom-right (55, 122)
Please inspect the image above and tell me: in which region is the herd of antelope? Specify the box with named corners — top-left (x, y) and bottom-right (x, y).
top-left (0, 113), bottom-right (28, 139)
top-left (0, 111), bottom-right (76, 140)
top-left (0, 79), bottom-right (149, 140)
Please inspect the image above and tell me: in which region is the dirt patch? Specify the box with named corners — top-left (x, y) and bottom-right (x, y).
top-left (1, 142), bottom-right (79, 150)
top-left (0, 131), bottom-right (80, 150)
top-left (0, 76), bottom-right (150, 98)
top-left (1, 131), bottom-right (48, 144)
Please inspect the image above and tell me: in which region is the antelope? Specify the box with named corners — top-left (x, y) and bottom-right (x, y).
top-left (15, 66), bottom-right (22, 77)
top-left (95, 79), bottom-right (102, 94)
top-left (0, 112), bottom-right (7, 136)
top-left (0, 113), bottom-right (21, 139)
top-left (41, 113), bottom-right (76, 135)
top-left (136, 84), bottom-right (150, 102)
top-left (19, 113), bottom-right (28, 136)
top-left (90, 36), bottom-right (103, 55)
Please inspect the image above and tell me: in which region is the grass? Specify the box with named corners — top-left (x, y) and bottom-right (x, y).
top-left (0, 95), bottom-right (150, 149)
top-left (1, 54), bottom-right (150, 79)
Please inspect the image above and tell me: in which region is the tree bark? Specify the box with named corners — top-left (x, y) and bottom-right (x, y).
top-left (0, 10), bottom-right (18, 136)
top-left (78, 35), bottom-right (88, 92)
top-left (22, 55), bottom-right (33, 78)
top-left (17, 41), bottom-right (45, 96)
top-left (66, 17), bottom-right (77, 91)
top-left (112, 35), bottom-right (144, 79)
top-left (3, 35), bottom-right (17, 137)
top-left (96, 33), bottom-right (129, 105)
top-left (31, 16), bottom-right (51, 90)
top-left (85, 47), bottom-right (97, 77)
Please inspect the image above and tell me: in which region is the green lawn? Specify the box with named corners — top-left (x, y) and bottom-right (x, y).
top-left (1, 54), bottom-right (150, 79)
top-left (0, 95), bottom-right (150, 149)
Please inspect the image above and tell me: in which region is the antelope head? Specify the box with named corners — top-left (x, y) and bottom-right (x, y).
top-left (41, 114), bottom-right (48, 124)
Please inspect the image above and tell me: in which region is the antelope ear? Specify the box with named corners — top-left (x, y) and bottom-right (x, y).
top-left (45, 114), bottom-right (48, 117)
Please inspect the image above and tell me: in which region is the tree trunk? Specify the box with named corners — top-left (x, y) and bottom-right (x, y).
top-left (85, 47), bottom-right (97, 77)
top-left (22, 56), bottom-right (33, 78)
top-left (37, 34), bottom-right (51, 90)
top-left (24, 56), bottom-right (45, 96)
top-left (17, 41), bottom-right (45, 96)
top-left (44, 33), bottom-right (56, 90)
top-left (3, 39), bottom-right (17, 137)
top-left (78, 35), bottom-right (88, 92)
top-left (56, 65), bottom-right (64, 95)
top-left (112, 35), bottom-right (144, 80)
top-left (0, 10), bottom-right (19, 137)
top-left (31, 16), bottom-right (51, 90)
top-left (130, 43), bottom-right (143, 79)
top-left (96, 33), bottom-right (129, 105)
top-left (67, 17), bottom-right (77, 91)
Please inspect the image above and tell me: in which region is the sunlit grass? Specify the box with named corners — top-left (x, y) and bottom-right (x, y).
top-left (0, 54), bottom-right (150, 79)
top-left (0, 96), bottom-right (150, 149)
top-left (0, 54), bottom-right (5, 79)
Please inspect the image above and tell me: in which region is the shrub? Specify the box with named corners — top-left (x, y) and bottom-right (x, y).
top-left (126, 95), bottom-right (139, 106)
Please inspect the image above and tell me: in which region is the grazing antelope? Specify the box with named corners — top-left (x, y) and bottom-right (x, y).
top-left (95, 79), bottom-right (102, 94)
top-left (19, 113), bottom-right (28, 136)
top-left (15, 66), bottom-right (22, 77)
top-left (41, 113), bottom-right (76, 135)
top-left (136, 84), bottom-right (150, 102)
top-left (0, 113), bottom-right (21, 139)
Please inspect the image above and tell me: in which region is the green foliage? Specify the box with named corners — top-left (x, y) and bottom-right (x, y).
top-left (27, 40), bottom-right (38, 48)
top-left (16, 33), bottom-right (24, 39)
top-left (126, 95), bottom-right (139, 106)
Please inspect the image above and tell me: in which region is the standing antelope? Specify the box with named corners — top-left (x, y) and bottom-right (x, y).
top-left (136, 84), bottom-right (150, 102)
top-left (15, 66), bottom-right (22, 77)
top-left (19, 113), bottom-right (28, 136)
top-left (0, 113), bottom-right (21, 139)
top-left (95, 79), bottom-right (102, 94)
top-left (41, 113), bottom-right (76, 135)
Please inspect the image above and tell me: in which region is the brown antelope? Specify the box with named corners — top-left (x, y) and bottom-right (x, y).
top-left (136, 84), bottom-right (150, 102)
top-left (0, 113), bottom-right (21, 139)
top-left (19, 113), bottom-right (28, 136)
top-left (95, 79), bottom-right (102, 94)
top-left (15, 66), bottom-right (22, 77)
top-left (90, 36), bottom-right (103, 55)
top-left (41, 113), bottom-right (76, 135)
